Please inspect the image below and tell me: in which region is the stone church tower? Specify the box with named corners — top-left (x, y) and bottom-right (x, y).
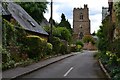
top-left (73, 4), bottom-right (90, 40)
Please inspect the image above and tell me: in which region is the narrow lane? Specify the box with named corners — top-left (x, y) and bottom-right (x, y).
top-left (21, 51), bottom-right (107, 78)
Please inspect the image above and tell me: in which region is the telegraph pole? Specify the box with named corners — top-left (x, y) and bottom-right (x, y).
top-left (50, 0), bottom-right (53, 42)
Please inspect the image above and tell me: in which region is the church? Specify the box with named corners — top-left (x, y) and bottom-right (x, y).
top-left (73, 4), bottom-right (91, 41)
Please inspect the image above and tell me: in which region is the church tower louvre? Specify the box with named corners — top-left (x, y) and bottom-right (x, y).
top-left (73, 4), bottom-right (91, 41)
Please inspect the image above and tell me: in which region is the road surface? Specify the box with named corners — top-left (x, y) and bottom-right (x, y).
top-left (20, 51), bottom-right (107, 79)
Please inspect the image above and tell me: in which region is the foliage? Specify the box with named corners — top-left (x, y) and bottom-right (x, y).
top-left (110, 67), bottom-right (120, 78)
top-left (58, 13), bottom-right (73, 34)
top-left (51, 37), bottom-right (61, 54)
top-left (2, 58), bottom-right (33, 70)
top-left (96, 2), bottom-right (120, 79)
top-left (70, 45), bottom-right (77, 52)
top-left (82, 35), bottom-right (95, 45)
top-left (49, 18), bottom-right (59, 27)
top-left (17, 58), bottom-right (34, 67)
top-left (2, 60), bottom-right (15, 71)
top-left (56, 27), bottom-right (72, 42)
top-left (106, 51), bottom-right (118, 66)
top-left (21, 35), bottom-right (47, 60)
top-left (70, 44), bottom-right (82, 52)
top-left (113, 73), bottom-right (120, 80)
top-left (1, 46), bottom-right (15, 70)
top-left (76, 45), bottom-right (82, 52)
top-left (46, 43), bottom-right (53, 55)
top-left (2, 19), bottom-right (15, 47)
top-left (97, 51), bottom-right (120, 79)
top-left (75, 40), bottom-right (84, 47)
top-left (92, 31), bottom-right (96, 36)
top-left (1, 47), bottom-right (11, 63)
top-left (61, 13), bottom-right (66, 21)
top-left (114, 1), bottom-right (120, 27)
top-left (110, 38), bottom-right (120, 57)
top-left (97, 16), bottom-right (110, 52)
top-left (2, 19), bottom-right (27, 47)
top-left (18, 2), bottom-right (48, 23)
top-left (97, 15), bottom-right (115, 51)
top-left (15, 27), bottom-right (27, 46)
top-left (59, 42), bottom-right (67, 55)
top-left (44, 26), bottom-right (72, 42)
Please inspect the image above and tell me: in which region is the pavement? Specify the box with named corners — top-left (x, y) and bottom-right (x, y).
top-left (2, 52), bottom-right (76, 79)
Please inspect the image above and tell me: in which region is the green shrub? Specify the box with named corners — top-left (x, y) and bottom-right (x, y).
top-left (76, 45), bottom-right (82, 52)
top-left (106, 51), bottom-right (118, 65)
top-left (21, 35), bottom-right (47, 60)
top-left (70, 45), bottom-right (77, 52)
top-left (70, 46), bottom-right (76, 52)
top-left (51, 37), bottom-right (61, 54)
top-left (113, 73), bottom-right (120, 80)
top-left (60, 42), bottom-right (67, 55)
top-left (82, 35), bottom-right (95, 45)
top-left (1, 47), bottom-right (16, 70)
top-left (110, 38), bottom-right (120, 57)
top-left (46, 43), bottom-right (53, 55)
top-left (67, 45), bottom-right (71, 54)
top-left (1, 47), bottom-right (11, 63)
top-left (2, 60), bottom-right (15, 71)
top-left (110, 66), bottom-right (120, 78)
top-left (44, 26), bottom-right (72, 42)
top-left (56, 27), bottom-right (72, 42)
top-left (2, 19), bottom-right (15, 47)
top-left (76, 40), bottom-right (83, 47)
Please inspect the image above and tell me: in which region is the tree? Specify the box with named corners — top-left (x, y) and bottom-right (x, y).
top-left (97, 16), bottom-right (113, 52)
top-left (49, 18), bottom-right (59, 27)
top-left (114, 1), bottom-right (120, 27)
top-left (43, 26), bottom-right (72, 42)
top-left (18, 2), bottom-right (48, 23)
top-left (82, 35), bottom-right (95, 45)
top-left (58, 13), bottom-right (72, 34)
top-left (61, 13), bottom-right (66, 21)
top-left (75, 40), bottom-right (84, 47)
top-left (92, 31), bottom-right (96, 36)
top-left (56, 27), bottom-right (71, 42)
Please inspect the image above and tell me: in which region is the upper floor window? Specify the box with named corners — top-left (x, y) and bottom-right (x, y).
top-left (80, 12), bottom-right (83, 20)
top-left (80, 14), bottom-right (83, 20)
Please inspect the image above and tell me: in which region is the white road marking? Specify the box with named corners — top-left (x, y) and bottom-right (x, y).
top-left (64, 67), bottom-right (73, 77)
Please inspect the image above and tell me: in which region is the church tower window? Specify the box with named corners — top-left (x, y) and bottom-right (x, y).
top-left (80, 13), bottom-right (83, 20)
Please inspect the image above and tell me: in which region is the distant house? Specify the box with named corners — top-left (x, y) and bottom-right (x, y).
top-left (2, 2), bottom-right (49, 40)
top-left (102, 7), bottom-right (108, 20)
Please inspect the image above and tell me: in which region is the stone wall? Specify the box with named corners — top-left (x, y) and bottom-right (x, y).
top-left (73, 4), bottom-right (90, 40)
top-left (83, 42), bottom-right (97, 50)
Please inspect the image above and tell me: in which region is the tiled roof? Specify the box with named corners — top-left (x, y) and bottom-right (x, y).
top-left (1, 4), bottom-right (11, 15)
top-left (7, 2), bottom-right (48, 35)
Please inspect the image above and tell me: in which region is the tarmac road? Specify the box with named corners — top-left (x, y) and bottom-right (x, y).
top-left (21, 51), bottom-right (107, 79)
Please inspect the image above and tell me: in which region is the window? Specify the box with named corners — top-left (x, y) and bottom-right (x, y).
top-left (80, 15), bottom-right (83, 20)
top-left (27, 19), bottom-right (36, 27)
top-left (80, 12), bottom-right (83, 20)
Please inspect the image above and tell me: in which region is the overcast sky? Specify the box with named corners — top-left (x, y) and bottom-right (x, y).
top-left (44, 0), bottom-right (108, 33)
